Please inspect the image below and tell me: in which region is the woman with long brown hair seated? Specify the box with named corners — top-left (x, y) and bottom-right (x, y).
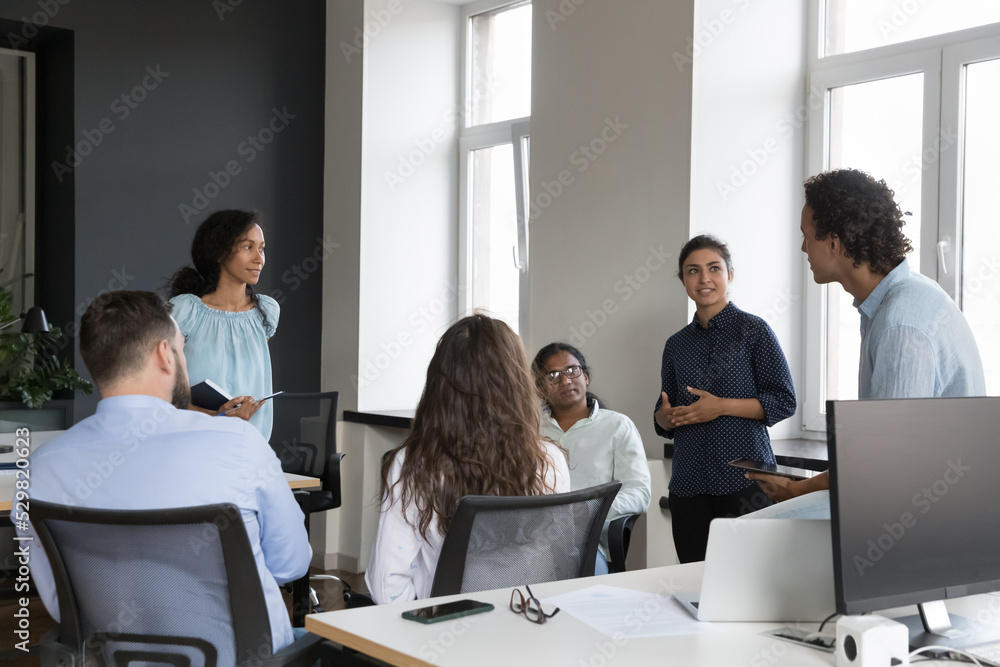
top-left (365, 314), bottom-right (570, 604)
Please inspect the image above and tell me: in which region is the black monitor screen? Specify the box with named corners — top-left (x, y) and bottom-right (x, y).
top-left (828, 397), bottom-right (1000, 615)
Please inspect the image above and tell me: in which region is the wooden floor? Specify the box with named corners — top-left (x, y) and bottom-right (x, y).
top-left (0, 566), bottom-right (369, 666)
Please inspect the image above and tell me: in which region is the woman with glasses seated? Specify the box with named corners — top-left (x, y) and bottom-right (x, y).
top-left (653, 234), bottom-right (796, 563)
top-left (366, 314), bottom-right (570, 604)
top-left (532, 343), bottom-right (652, 575)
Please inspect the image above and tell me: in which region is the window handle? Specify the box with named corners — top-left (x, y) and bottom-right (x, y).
top-left (512, 245), bottom-right (523, 271)
top-left (936, 237), bottom-right (950, 275)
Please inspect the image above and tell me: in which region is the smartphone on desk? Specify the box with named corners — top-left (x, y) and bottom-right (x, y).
top-left (401, 599), bottom-right (495, 624)
top-left (728, 459), bottom-right (816, 481)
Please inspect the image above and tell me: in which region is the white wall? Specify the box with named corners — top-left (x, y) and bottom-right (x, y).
top-left (529, 0), bottom-right (695, 458)
top-left (323, 0), bottom-right (365, 412)
top-left (356, 0), bottom-right (461, 411)
top-left (689, 0), bottom-right (807, 439)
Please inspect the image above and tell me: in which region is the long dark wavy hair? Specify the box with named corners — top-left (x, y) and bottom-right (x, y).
top-left (531, 342), bottom-right (603, 410)
top-left (381, 314), bottom-right (560, 539)
top-left (803, 169), bottom-right (913, 275)
top-left (167, 210), bottom-right (269, 329)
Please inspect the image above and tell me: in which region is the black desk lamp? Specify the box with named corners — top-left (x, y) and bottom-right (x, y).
top-left (0, 306), bottom-right (50, 453)
top-left (0, 306), bottom-right (50, 334)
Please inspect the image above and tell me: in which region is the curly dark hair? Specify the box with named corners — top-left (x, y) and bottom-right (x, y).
top-left (803, 169), bottom-right (912, 276)
top-left (167, 210), bottom-right (269, 330)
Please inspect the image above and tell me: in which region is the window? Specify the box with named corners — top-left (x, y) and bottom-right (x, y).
top-left (803, 4), bottom-right (1000, 429)
top-left (459, 0), bottom-right (531, 334)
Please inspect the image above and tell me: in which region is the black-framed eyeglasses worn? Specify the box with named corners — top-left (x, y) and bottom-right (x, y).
top-left (509, 585), bottom-right (560, 624)
top-left (545, 365), bottom-right (583, 384)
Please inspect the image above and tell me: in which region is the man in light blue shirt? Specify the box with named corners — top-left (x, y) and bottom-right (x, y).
top-left (748, 168), bottom-right (985, 511)
top-left (12, 291), bottom-right (311, 653)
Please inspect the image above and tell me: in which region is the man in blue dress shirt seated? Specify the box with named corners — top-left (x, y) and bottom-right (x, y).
top-left (12, 290), bottom-right (312, 652)
top-left (746, 169), bottom-right (986, 516)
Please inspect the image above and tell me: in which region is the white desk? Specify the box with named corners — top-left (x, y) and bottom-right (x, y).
top-left (305, 563), bottom-right (1000, 667)
top-left (0, 472), bottom-right (319, 513)
top-left (306, 563), bottom-right (835, 666)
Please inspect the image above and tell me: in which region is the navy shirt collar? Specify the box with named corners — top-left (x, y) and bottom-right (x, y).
top-left (688, 301), bottom-right (740, 331)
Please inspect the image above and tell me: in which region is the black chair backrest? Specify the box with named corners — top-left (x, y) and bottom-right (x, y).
top-left (32, 501), bottom-right (272, 667)
top-left (269, 391), bottom-right (339, 480)
top-left (429, 481), bottom-right (621, 597)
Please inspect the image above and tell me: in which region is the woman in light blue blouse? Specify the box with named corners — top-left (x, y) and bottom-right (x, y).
top-left (168, 210), bottom-right (279, 440)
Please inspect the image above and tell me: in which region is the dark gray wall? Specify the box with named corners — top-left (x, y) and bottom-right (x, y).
top-left (0, 1), bottom-right (326, 421)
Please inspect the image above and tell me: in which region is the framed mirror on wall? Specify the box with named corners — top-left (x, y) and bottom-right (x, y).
top-left (0, 47), bottom-right (34, 313)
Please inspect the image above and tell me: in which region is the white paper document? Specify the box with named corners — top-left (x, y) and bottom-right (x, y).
top-left (541, 585), bottom-right (722, 638)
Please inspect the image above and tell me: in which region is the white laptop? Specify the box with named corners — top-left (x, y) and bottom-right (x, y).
top-left (674, 519), bottom-right (836, 622)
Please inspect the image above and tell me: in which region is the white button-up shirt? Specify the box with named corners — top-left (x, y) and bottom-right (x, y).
top-left (540, 400), bottom-right (652, 552)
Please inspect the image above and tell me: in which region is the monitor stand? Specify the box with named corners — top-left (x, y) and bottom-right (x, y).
top-left (897, 601), bottom-right (1000, 651)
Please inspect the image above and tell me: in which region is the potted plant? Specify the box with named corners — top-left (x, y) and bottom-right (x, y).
top-left (0, 272), bottom-right (92, 411)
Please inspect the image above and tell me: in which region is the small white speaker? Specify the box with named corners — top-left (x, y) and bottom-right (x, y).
top-left (836, 615), bottom-right (910, 666)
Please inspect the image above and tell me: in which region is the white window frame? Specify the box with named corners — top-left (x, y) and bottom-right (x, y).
top-left (802, 4), bottom-right (1000, 431)
top-left (457, 0), bottom-right (531, 331)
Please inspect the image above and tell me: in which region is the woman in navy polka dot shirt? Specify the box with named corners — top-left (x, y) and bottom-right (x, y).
top-left (654, 235), bottom-right (796, 563)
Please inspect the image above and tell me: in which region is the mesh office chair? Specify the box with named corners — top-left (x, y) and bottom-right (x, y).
top-left (269, 391), bottom-right (343, 625)
top-left (429, 480), bottom-right (621, 596)
top-left (339, 481), bottom-right (621, 613)
top-left (270, 391), bottom-right (342, 515)
top-left (32, 500), bottom-right (322, 667)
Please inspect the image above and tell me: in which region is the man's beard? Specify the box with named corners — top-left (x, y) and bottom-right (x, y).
top-left (171, 349), bottom-right (191, 410)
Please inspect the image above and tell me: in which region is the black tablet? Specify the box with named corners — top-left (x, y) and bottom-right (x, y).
top-left (728, 459), bottom-right (817, 481)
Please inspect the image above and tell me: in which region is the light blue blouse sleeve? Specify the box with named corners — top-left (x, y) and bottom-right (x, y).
top-left (258, 295), bottom-right (280, 339)
top-left (169, 294), bottom-right (200, 338)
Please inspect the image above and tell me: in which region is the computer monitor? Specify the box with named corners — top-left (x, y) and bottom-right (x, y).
top-left (828, 396), bottom-right (1000, 649)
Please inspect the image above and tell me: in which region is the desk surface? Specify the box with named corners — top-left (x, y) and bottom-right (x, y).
top-left (306, 563), bottom-right (835, 666)
top-left (0, 471), bottom-right (319, 513)
top-left (306, 564), bottom-right (1000, 667)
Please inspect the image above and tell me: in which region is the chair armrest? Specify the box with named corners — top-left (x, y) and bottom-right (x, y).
top-left (40, 627), bottom-right (80, 667)
top-left (325, 451), bottom-right (345, 508)
top-left (260, 631), bottom-right (323, 667)
top-left (343, 591), bottom-right (376, 609)
top-left (607, 514), bottom-right (640, 574)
